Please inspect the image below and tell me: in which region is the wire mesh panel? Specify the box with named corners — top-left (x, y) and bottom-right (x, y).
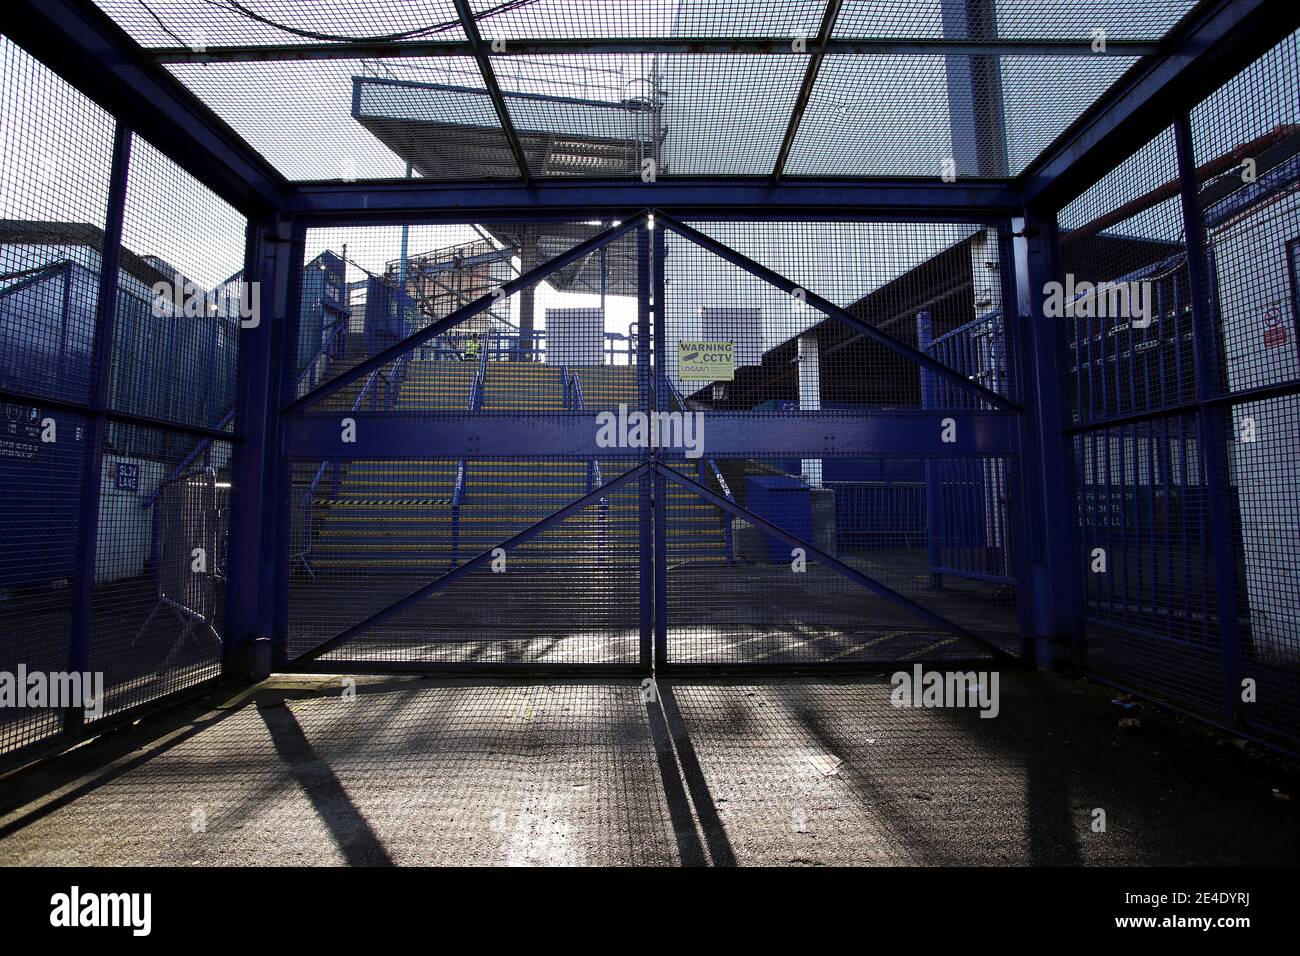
top-left (468, 0), bottom-right (827, 38)
top-left (89, 424), bottom-right (230, 720)
top-left (1058, 130), bottom-right (1230, 722)
top-left (494, 53), bottom-right (810, 178)
top-left (788, 53), bottom-right (1137, 178)
top-left (285, 220), bottom-right (650, 668)
top-left (663, 221), bottom-right (1013, 412)
top-left (832, 0), bottom-right (1199, 41)
top-left (89, 1), bottom-right (1205, 181)
top-left (1193, 29), bottom-right (1300, 400)
top-left (0, 406), bottom-right (89, 757)
top-left (1073, 414), bottom-right (1227, 715)
top-left (289, 222), bottom-right (629, 403)
top-left (0, 36), bottom-right (113, 760)
top-left (171, 57), bottom-right (490, 182)
top-left (663, 455), bottom-right (1020, 667)
top-left (82, 136), bottom-right (243, 720)
top-left (1059, 127), bottom-right (1195, 424)
top-left (659, 220), bottom-right (1022, 667)
top-left (1220, 399), bottom-right (1300, 743)
top-left (0, 35), bottom-right (116, 407)
top-left (92, 1), bottom-right (468, 48)
top-left (295, 461), bottom-right (643, 667)
top-left (112, 137), bottom-right (244, 436)
top-left (1057, 28), bottom-right (1300, 751)
top-left (1190, 28), bottom-right (1300, 748)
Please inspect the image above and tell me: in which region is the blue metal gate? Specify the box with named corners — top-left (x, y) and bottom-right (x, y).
top-left (277, 211), bottom-right (1026, 673)
top-left (655, 217), bottom-right (1022, 670)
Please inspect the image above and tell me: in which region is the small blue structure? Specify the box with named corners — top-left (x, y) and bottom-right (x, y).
top-left (744, 475), bottom-right (813, 563)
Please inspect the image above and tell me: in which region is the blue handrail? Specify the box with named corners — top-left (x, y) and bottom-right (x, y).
top-left (296, 313), bottom-right (350, 393)
top-left (294, 365), bottom-right (387, 571)
top-left (665, 376), bottom-right (734, 563)
top-left (478, 327), bottom-right (638, 366)
top-left (141, 408), bottom-right (236, 511)
top-left (564, 368), bottom-right (607, 562)
top-left (0, 261), bottom-right (69, 298)
top-left (448, 342), bottom-right (488, 568)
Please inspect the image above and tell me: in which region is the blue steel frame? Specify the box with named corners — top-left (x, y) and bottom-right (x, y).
top-left (1013, 213), bottom-right (1085, 669)
top-left (1, 0), bottom-right (1296, 740)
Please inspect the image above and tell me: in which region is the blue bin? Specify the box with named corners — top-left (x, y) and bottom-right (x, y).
top-left (744, 475), bottom-right (812, 562)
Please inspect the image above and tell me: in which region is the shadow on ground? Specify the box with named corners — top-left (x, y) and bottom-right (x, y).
top-left (0, 671), bottom-right (1297, 866)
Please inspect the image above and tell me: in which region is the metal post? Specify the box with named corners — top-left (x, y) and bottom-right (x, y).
top-left (270, 225), bottom-right (308, 668)
top-left (397, 162), bottom-right (411, 332)
top-left (66, 124), bottom-right (131, 735)
top-left (1017, 211), bottom-right (1083, 667)
top-left (797, 332), bottom-right (822, 488)
top-left (518, 228), bottom-right (537, 359)
top-left (637, 227), bottom-right (653, 670)
top-left (998, 225), bottom-right (1038, 657)
top-left (1174, 114), bottom-right (1243, 724)
top-left (225, 213), bottom-right (296, 677)
top-left (652, 221), bottom-right (668, 669)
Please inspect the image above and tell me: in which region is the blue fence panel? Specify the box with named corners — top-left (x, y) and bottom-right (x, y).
top-left (919, 311), bottom-right (1015, 585)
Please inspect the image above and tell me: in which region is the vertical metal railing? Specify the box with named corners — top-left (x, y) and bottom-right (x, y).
top-left (66, 123), bottom-right (131, 734)
top-left (1174, 114), bottom-right (1243, 725)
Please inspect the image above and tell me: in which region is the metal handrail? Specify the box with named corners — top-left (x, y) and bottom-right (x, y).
top-left (565, 367), bottom-right (608, 564)
top-left (296, 313), bottom-right (350, 392)
top-left (141, 408), bottom-right (236, 510)
top-left (139, 408), bottom-right (237, 571)
top-left (665, 375), bottom-right (733, 502)
top-left (925, 306), bottom-right (1003, 348)
top-left (477, 327), bottom-right (637, 366)
top-left (293, 365), bottom-right (385, 571)
top-left (449, 341), bottom-right (488, 567)
top-left (665, 375), bottom-right (734, 563)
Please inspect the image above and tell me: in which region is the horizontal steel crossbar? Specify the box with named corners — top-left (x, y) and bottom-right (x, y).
top-left (146, 38), bottom-right (1164, 64)
top-left (280, 410), bottom-right (1019, 459)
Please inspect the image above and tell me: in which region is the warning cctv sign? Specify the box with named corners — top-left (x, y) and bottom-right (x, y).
top-left (678, 340), bottom-right (734, 380)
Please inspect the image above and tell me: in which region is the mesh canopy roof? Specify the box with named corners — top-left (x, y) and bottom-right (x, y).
top-left (92, 0), bottom-right (1205, 181)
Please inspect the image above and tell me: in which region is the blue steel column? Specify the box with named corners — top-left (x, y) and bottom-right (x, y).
top-left (225, 214), bottom-right (297, 676)
top-left (66, 124), bottom-right (132, 734)
top-left (652, 220), bottom-right (668, 670)
top-left (998, 224), bottom-right (1038, 658)
top-left (637, 227), bottom-right (653, 669)
top-left (1016, 211), bottom-right (1083, 667)
top-left (271, 225), bottom-right (308, 668)
top-left (1174, 115), bottom-right (1242, 724)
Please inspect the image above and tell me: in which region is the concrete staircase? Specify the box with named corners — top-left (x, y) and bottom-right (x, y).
top-left (304, 357), bottom-right (731, 572)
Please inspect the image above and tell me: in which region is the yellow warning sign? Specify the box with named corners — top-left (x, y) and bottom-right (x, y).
top-left (678, 340), bottom-right (734, 380)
